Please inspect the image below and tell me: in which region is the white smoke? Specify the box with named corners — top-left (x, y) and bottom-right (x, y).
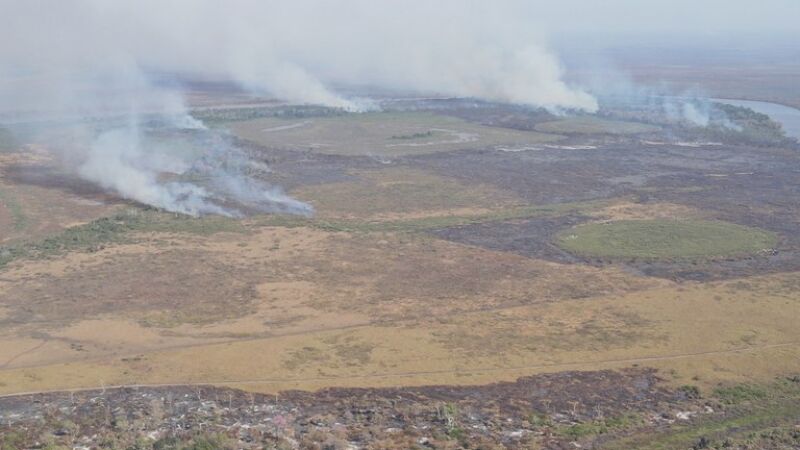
top-left (0, 0), bottom-right (595, 114)
top-left (0, 0), bottom-right (598, 216)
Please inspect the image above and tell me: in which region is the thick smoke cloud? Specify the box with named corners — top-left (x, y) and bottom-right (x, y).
top-left (0, 0), bottom-right (601, 215)
top-left (0, 0), bottom-right (596, 113)
top-left (8, 1), bottom-right (789, 213)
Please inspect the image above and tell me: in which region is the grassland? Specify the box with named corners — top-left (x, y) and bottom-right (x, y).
top-left (600, 378), bottom-right (800, 449)
top-left (2, 231), bottom-right (799, 395)
top-left (0, 188), bottom-right (27, 233)
top-left (556, 219), bottom-right (778, 260)
top-left (534, 116), bottom-right (660, 135)
top-left (0, 208), bottom-right (245, 268)
top-left (291, 168), bottom-right (523, 219)
top-left (229, 111), bottom-right (562, 156)
top-left (1, 183), bottom-right (798, 397)
top-left (0, 99), bottom-right (798, 449)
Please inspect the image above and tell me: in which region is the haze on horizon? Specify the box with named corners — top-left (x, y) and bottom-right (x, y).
top-left (0, 0), bottom-right (797, 114)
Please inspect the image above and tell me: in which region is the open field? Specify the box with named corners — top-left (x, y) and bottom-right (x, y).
top-left (556, 219), bottom-right (777, 260)
top-left (1, 93), bottom-right (799, 448)
top-left (291, 167), bottom-right (523, 219)
top-left (229, 111), bottom-right (563, 156)
top-left (2, 260), bottom-right (799, 395)
top-left (534, 116), bottom-right (660, 135)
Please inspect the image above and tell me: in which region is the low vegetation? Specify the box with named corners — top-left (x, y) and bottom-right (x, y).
top-left (255, 200), bottom-right (608, 233)
top-left (556, 219), bottom-right (777, 260)
top-left (535, 116), bottom-right (660, 135)
top-left (190, 104), bottom-right (346, 126)
top-left (0, 187), bottom-right (28, 232)
top-left (390, 130), bottom-right (434, 140)
top-left (684, 103), bottom-right (794, 147)
top-left (602, 377), bottom-right (800, 450)
top-left (0, 208), bottom-right (245, 269)
top-left (229, 111), bottom-right (561, 156)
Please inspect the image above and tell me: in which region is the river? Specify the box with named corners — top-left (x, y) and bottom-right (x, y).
top-left (713, 98), bottom-right (800, 140)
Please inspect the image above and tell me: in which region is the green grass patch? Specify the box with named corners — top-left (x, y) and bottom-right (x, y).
top-left (255, 200), bottom-right (609, 234)
top-left (391, 130), bottom-right (435, 140)
top-left (0, 188), bottom-right (28, 232)
top-left (0, 199), bottom-right (607, 269)
top-left (713, 384), bottom-right (769, 405)
top-left (601, 399), bottom-right (800, 450)
top-left (557, 413), bottom-right (642, 440)
top-left (556, 219), bottom-right (777, 260)
top-left (293, 169), bottom-right (518, 218)
top-left (230, 111), bottom-right (561, 156)
top-left (0, 208), bottom-right (246, 269)
top-left (599, 379), bottom-right (800, 450)
top-left (535, 116), bottom-right (660, 135)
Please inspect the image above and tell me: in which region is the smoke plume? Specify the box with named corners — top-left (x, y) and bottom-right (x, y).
top-left (0, 0), bottom-right (601, 215)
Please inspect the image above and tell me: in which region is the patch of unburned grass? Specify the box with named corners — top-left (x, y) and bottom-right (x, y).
top-left (255, 199), bottom-right (610, 234)
top-left (557, 413), bottom-right (642, 440)
top-left (601, 379), bottom-right (800, 450)
top-left (535, 116), bottom-right (659, 135)
top-left (230, 111), bottom-right (561, 156)
top-left (556, 219), bottom-right (777, 260)
top-left (0, 188), bottom-right (28, 232)
top-left (713, 384), bottom-right (770, 405)
top-left (0, 208), bottom-right (246, 269)
top-left (292, 168), bottom-right (520, 219)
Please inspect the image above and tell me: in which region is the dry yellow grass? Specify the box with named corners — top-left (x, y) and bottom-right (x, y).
top-left (292, 168), bottom-right (523, 220)
top-left (0, 220), bottom-right (657, 383)
top-left (2, 270), bottom-right (798, 395)
top-left (0, 165), bottom-right (796, 397)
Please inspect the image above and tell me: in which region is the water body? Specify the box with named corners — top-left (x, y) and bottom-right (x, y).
top-left (713, 98), bottom-right (800, 140)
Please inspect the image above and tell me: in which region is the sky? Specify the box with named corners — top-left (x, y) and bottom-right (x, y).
top-left (532, 0), bottom-right (799, 38)
top-left (0, 0), bottom-right (797, 113)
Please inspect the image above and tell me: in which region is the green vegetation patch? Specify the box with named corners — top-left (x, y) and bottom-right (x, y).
top-left (293, 169), bottom-right (520, 218)
top-left (229, 111), bottom-right (561, 156)
top-left (0, 208), bottom-right (245, 269)
top-left (0, 188), bottom-right (28, 232)
top-left (557, 413), bottom-right (642, 440)
top-left (556, 219), bottom-right (777, 260)
top-left (535, 116), bottom-right (660, 135)
top-left (713, 384), bottom-right (770, 405)
top-left (601, 378), bottom-right (800, 450)
top-left (255, 200), bottom-right (610, 234)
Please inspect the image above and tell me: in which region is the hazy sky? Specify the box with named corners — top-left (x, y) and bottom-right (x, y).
top-left (532, 0), bottom-right (799, 37)
top-left (1, 0), bottom-right (795, 215)
top-left (0, 0), bottom-right (796, 113)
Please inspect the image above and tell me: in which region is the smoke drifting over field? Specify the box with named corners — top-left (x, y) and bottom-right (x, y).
top-left (1, 0), bottom-right (795, 214)
top-left (0, 0), bottom-right (602, 215)
top-left (0, 0), bottom-right (597, 113)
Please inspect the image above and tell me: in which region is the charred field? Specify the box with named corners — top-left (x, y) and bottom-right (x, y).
top-left (1, 94), bottom-right (800, 449)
